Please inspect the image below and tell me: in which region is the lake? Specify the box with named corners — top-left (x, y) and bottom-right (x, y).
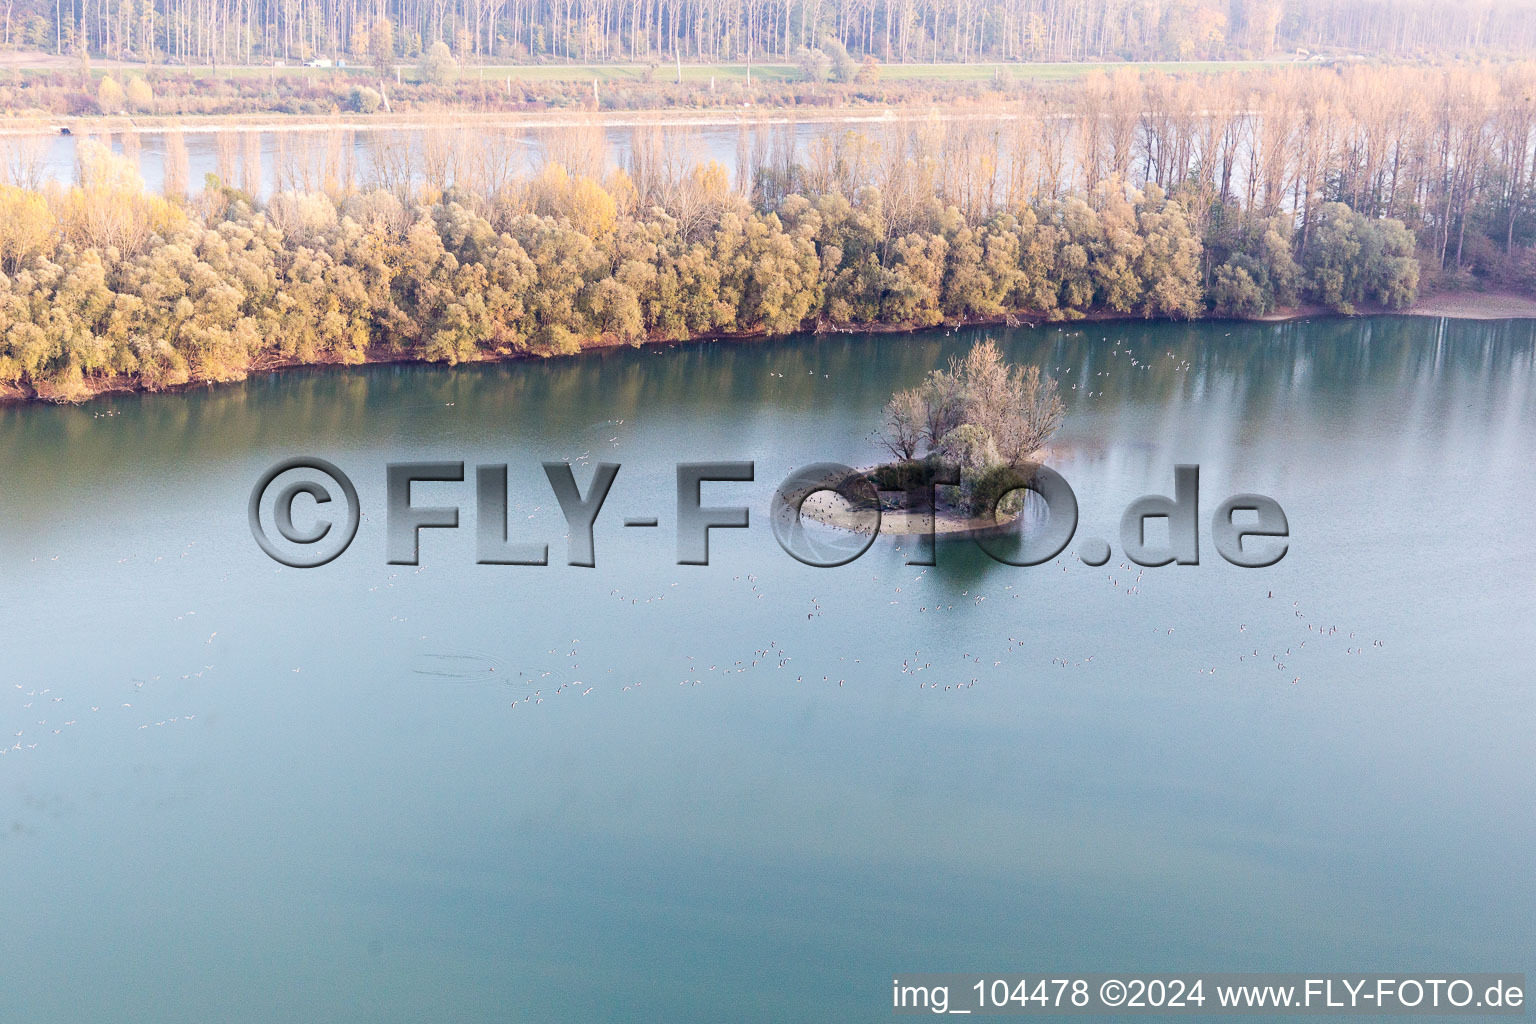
top-left (21, 119), bottom-right (756, 194)
top-left (12, 115), bottom-right (915, 197)
top-left (0, 316), bottom-right (1532, 1021)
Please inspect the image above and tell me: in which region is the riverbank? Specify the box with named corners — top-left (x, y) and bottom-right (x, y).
top-left (1253, 290), bottom-right (1536, 323)
top-left (1402, 290), bottom-right (1536, 320)
top-left (0, 60), bottom-right (1282, 122)
top-left (6, 292), bottom-right (1532, 407)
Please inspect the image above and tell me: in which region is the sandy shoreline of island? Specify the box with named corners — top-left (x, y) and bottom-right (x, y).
top-left (794, 449), bottom-right (1056, 538)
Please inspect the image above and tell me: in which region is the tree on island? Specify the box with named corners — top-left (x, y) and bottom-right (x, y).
top-left (878, 339), bottom-right (1064, 514)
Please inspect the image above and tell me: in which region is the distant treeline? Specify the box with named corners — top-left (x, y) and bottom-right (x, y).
top-left (10, 62), bottom-right (1528, 276)
top-left (3, 0), bottom-right (1535, 67)
top-left (0, 125), bottom-right (1418, 400)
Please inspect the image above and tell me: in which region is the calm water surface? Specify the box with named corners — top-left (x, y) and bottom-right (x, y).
top-left (26, 120), bottom-right (836, 196)
top-left (1, 317), bottom-right (1533, 1021)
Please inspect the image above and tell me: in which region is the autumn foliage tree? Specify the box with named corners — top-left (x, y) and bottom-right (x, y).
top-left (0, 102), bottom-right (1437, 402)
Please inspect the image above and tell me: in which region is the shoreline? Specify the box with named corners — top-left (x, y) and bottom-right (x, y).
top-left (3, 294), bottom-right (1533, 406)
top-left (799, 491), bottom-right (1022, 539)
top-left (0, 105), bottom-right (1034, 138)
top-left (1397, 291), bottom-right (1536, 320)
top-left (797, 450), bottom-right (1052, 538)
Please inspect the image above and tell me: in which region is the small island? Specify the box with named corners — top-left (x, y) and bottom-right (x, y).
top-left (800, 338), bottom-right (1064, 537)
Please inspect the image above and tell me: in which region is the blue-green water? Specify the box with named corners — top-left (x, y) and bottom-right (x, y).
top-left (1, 317), bottom-right (1532, 1021)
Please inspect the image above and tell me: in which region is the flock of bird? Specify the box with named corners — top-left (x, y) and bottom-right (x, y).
top-left (379, 537), bottom-right (1387, 713)
top-left (1042, 327), bottom-right (1216, 403)
top-left (4, 337), bottom-right (1389, 761)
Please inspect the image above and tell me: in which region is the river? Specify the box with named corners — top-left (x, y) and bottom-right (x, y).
top-left (0, 315), bottom-right (1532, 1020)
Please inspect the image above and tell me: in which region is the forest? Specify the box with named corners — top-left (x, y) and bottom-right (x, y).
top-left (4, 59), bottom-right (1536, 399)
top-left (2, 0), bottom-right (1535, 67)
top-left (11, 64), bottom-right (1512, 400)
top-left (8, 155), bottom-right (1409, 401)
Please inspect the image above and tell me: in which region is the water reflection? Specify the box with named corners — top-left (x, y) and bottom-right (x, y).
top-left (0, 315), bottom-right (1532, 1023)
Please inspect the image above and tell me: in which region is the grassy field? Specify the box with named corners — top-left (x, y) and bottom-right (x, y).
top-left (31, 57), bottom-right (1287, 85)
top-left (455, 59), bottom-right (1284, 83)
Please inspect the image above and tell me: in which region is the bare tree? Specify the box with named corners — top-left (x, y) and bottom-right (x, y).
top-left (878, 387), bottom-right (925, 461)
